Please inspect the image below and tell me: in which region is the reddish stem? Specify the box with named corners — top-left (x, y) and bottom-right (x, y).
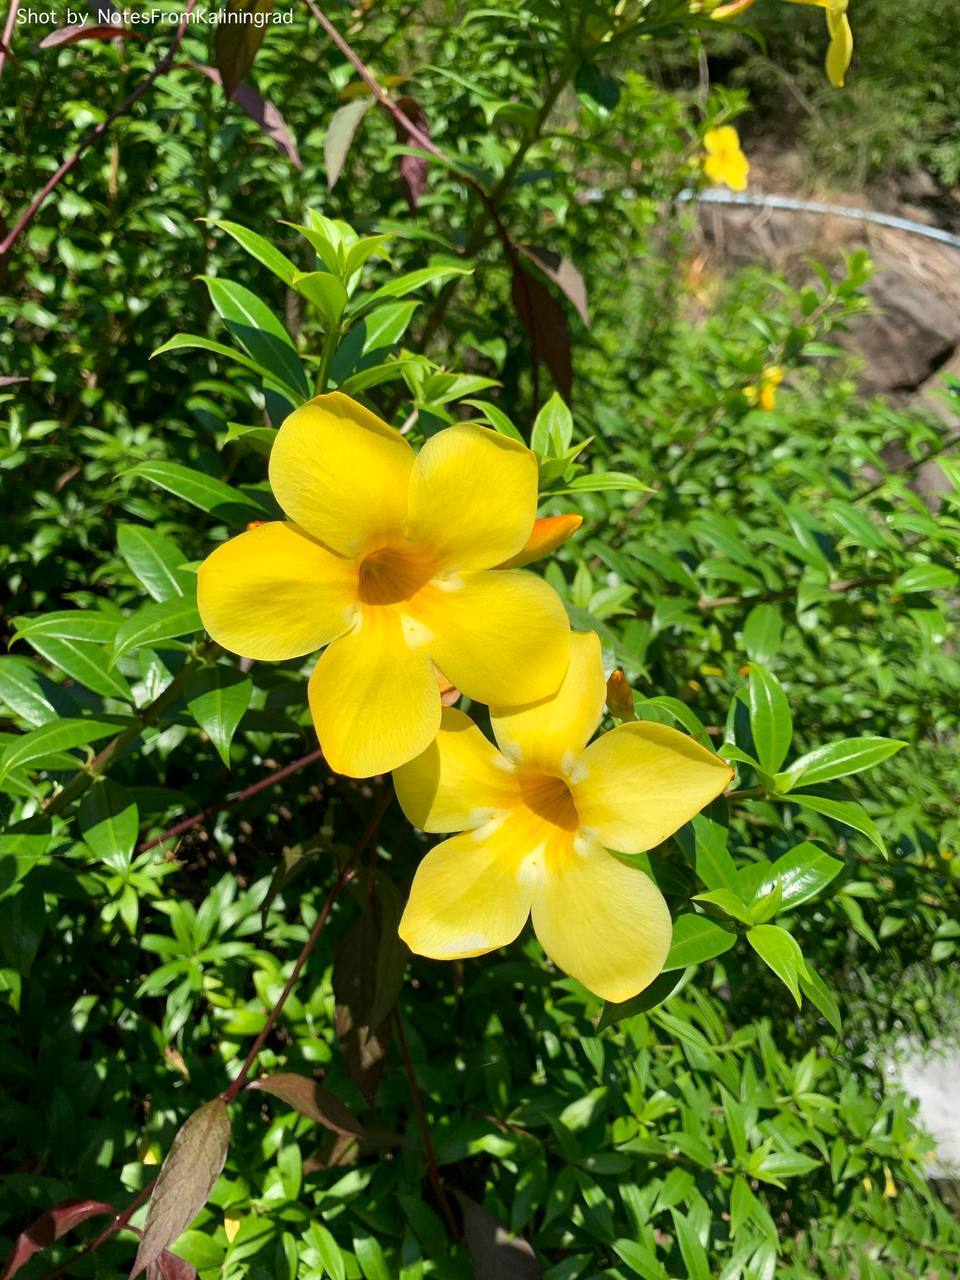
top-left (221, 787), bottom-right (392, 1103)
top-left (0, 0), bottom-right (20, 81)
top-left (136, 747), bottom-right (325, 854)
top-left (0, 0), bottom-right (198, 261)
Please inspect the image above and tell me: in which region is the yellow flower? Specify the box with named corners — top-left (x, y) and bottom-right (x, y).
top-left (702, 126), bottom-right (750, 193)
top-left (787, 0), bottom-right (853, 88)
top-left (393, 631), bottom-right (733, 1001)
top-left (197, 393), bottom-right (572, 778)
top-left (744, 365), bottom-right (784, 411)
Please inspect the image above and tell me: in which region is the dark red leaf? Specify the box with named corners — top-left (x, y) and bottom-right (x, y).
top-left (394, 97), bottom-right (431, 210)
top-left (130, 1098), bottom-right (231, 1278)
top-left (519, 245), bottom-right (590, 326)
top-left (39, 23), bottom-right (140, 47)
top-left (187, 62), bottom-right (301, 169)
top-left (333, 877), bottom-right (407, 1104)
top-left (325, 98), bottom-right (374, 190)
top-left (2, 1199), bottom-right (114, 1279)
top-left (213, 0), bottom-right (274, 97)
top-left (510, 262), bottom-right (573, 400)
top-left (455, 1193), bottom-right (541, 1280)
top-left (146, 1251), bottom-right (198, 1280)
top-left (248, 1072), bottom-right (365, 1137)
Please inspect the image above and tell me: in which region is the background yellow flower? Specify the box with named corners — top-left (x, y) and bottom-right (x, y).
top-left (787, 0), bottom-right (854, 87)
top-left (703, 125), bottom-right (750, 192)
top-left (394, 631), bottom-right (733, 1001)
top-left (197, 394), bottom-right (572, 778)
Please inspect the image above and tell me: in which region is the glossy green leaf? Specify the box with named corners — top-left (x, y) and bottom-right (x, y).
top-left (117, 525), bottom-right (193, 602)
top-left (779, 736), bottom-right (906, 791)
top-left (663, 913), bottom-right (737, 969)
top-left (131, 460), bottom-right (268, 518)
top-left (791, 793), bottom-right (887, 856)
top-left (78, 778), bottom-right (139, 871)
top-left (185, 668), bottom-right (253, 766)
top-left (747, 663), bottom-right (793, 774)
top-left (111, 597), bottom-right (203, 664)
top-left (0, 718), bottom-right (119, 779)
top-left (747, 923), bottom-right (805, 1006)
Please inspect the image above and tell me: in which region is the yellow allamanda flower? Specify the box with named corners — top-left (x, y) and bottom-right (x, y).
top-left (197, 393), bottom-right (572, 778)
top-left (702, 126), bottom-right (750, 193)
top-left (744, 365), bottom-right (784, 411)
top-left (393, 631), bottom-right (733, 1001)
top-left (787, 0), bottom-right (854, 88)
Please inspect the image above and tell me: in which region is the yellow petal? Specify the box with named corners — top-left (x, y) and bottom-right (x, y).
top-left (393, 707), bottom-right (518, 833)
top-left (497, 514), bottom-right (583, 569)
top-left (825, 10), bottom-right (853, 87)
top-left (573, 722), bottom-right (733, 853)
top-left (704, 125), bottom-right (740, 156)
top-left (307, 609), bottom-right (439, 777)
top-left (269, 393), bottom-right (414, 557)
top-left (197, 521), bottom-right (358, 660)
top-left (399, 821), bottom-right (532, 959)
top-left (530, 842), bottom-right (672, 1002)
top-left (424, 569), bottom-right (571, 706)
top-left (406, 424), bottom-right (538, 571)
top-left (490, 629), bottom-right (605, 770)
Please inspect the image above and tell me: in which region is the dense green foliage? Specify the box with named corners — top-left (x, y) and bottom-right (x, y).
top-left (2, 2), bottom-right (959, 1278)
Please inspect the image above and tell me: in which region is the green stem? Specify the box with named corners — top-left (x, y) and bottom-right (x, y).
top-left (316, 323), bottom-right (339, 394)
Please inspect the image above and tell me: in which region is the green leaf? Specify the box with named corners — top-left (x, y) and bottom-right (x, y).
top-left (663, 913), bottom-right (737, 969)
top-left (778, 736), bottom-right (906, 791)
top-left (670, 1211), bottom-right (711, 1280)
top-left (690, 811), bottom-right (739, 889)
top-left (893, 563), bottom-right (957, 594)
top-left (354, 1231), bottom-right (391, 1280)
top-left (597, 969), bottom-right (684, 1030)
top-left (78, 778), bottom-right (139, 872)
top-left (21, 635), bottom-right (133, 702)
top-left (292, 271), bottom-right (350, 328)
top-left (200, 276), bottom-right (310, 400)
top-left (611, 1239), bottom-right (669, 1280)
top-left (549, 470), bottom-right (650, 495)
top-left (308, 1223), bottom-right (346, 1280)
top-left (201, 218), bottom-right (298, 285)
top-left (130, 460), bottom-right (268, 518)
top-left (112, 597), bottom-right (202, 665)
top-left (185, 668), bottom-right (253, 766)
top-left (747, 663), bottom-right (793, 774)
top-left (531, 392), bottom-right (574, 457)
top-left (791, 793), bottom-right (887, 856)
top-left (117, 525), bottom-right (193, 602)
top-left (12, 611), bottom-right (118, 644)
top-left (799, 959), bottom-right (842, 1033)
top-left (462, 398), bottom-right (524, 442)
top-left (151, 333), bottom-right (276, 382)
top-left (693, 887), bottom-right (755, 924)
top-left (361, 301), bottom-right (420, 354)
top-left (0, 718), bottom-right (119, 780)
top-left (742, 603), bottom-right (783, 664)
top-left (0, 881), bottom-right (45, 976)
top-left (350, 263), bottom-right (472, 314)
top-left (0, 658), bottom-right (68, 727)
top-left (757, 841), bottom-right (844, 909)
top-left (746, 924), bottom-right (804, 1006)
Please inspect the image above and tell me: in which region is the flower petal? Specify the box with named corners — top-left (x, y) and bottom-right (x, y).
top-left (825, 10), bottom-right (853, 87)
top-left (531, 843), bottom-right (672, 1002)
top-left (393, 707), bottom-right (518, 833)
top-left (497, 513), bottom-right (583, 569)
top-left (197, 521), bottom-right (357, 660)
top-left (399, 821), bottom-right (533, 960)
top-left (269, 392), bottom-right (414, 557)
top-left (573, 722), bottom-right (733, 853)
top-left (307, 609), bottom-right (439, 777)
top-left (406, 425), bottom-right (538, 570)
top-left (490, 629), bottom-right (605, 770)
top-left (424, 569), bottom-right (571, 706)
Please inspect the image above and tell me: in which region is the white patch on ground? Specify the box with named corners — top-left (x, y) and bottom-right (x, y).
top-left (889, 1043), bottom-right (960, 1176)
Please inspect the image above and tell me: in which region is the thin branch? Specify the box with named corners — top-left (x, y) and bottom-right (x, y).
top-left (393, 1008), bottom-right (461, 1240)
top-left (0, 0), bottom-right (20, 82)
top-left (137, 746), bottom-right (325, 854)
top-left (0, 0), bottom-right (199, 261)
top-left (221, 786), bottom-right (392, 1103)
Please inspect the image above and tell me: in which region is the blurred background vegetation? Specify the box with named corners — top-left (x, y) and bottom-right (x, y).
top-left (2, 1), bottom-right (960, 1277)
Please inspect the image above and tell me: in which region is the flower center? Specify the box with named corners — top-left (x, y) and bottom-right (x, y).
top-left (517, 770), bottom-right (579, 833)
top-left (358, 543), bottom-right (435, 606)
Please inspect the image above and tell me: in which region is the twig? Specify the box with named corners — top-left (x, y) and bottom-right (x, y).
top-left (221, 786), bottom-right (392, 1103)
top-left (0, 0), bottom-right (20, 82)
top-left (137, 747), bottom-right (325, 854)
top-left (35, 1184), bottom-right (154, 1280)
top-left (392, 1008), bottom-right (461, 1240)
top-left (853, 430), bottom-right (960, 503)
top-left (0, 0), bottom-right (199, 261)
